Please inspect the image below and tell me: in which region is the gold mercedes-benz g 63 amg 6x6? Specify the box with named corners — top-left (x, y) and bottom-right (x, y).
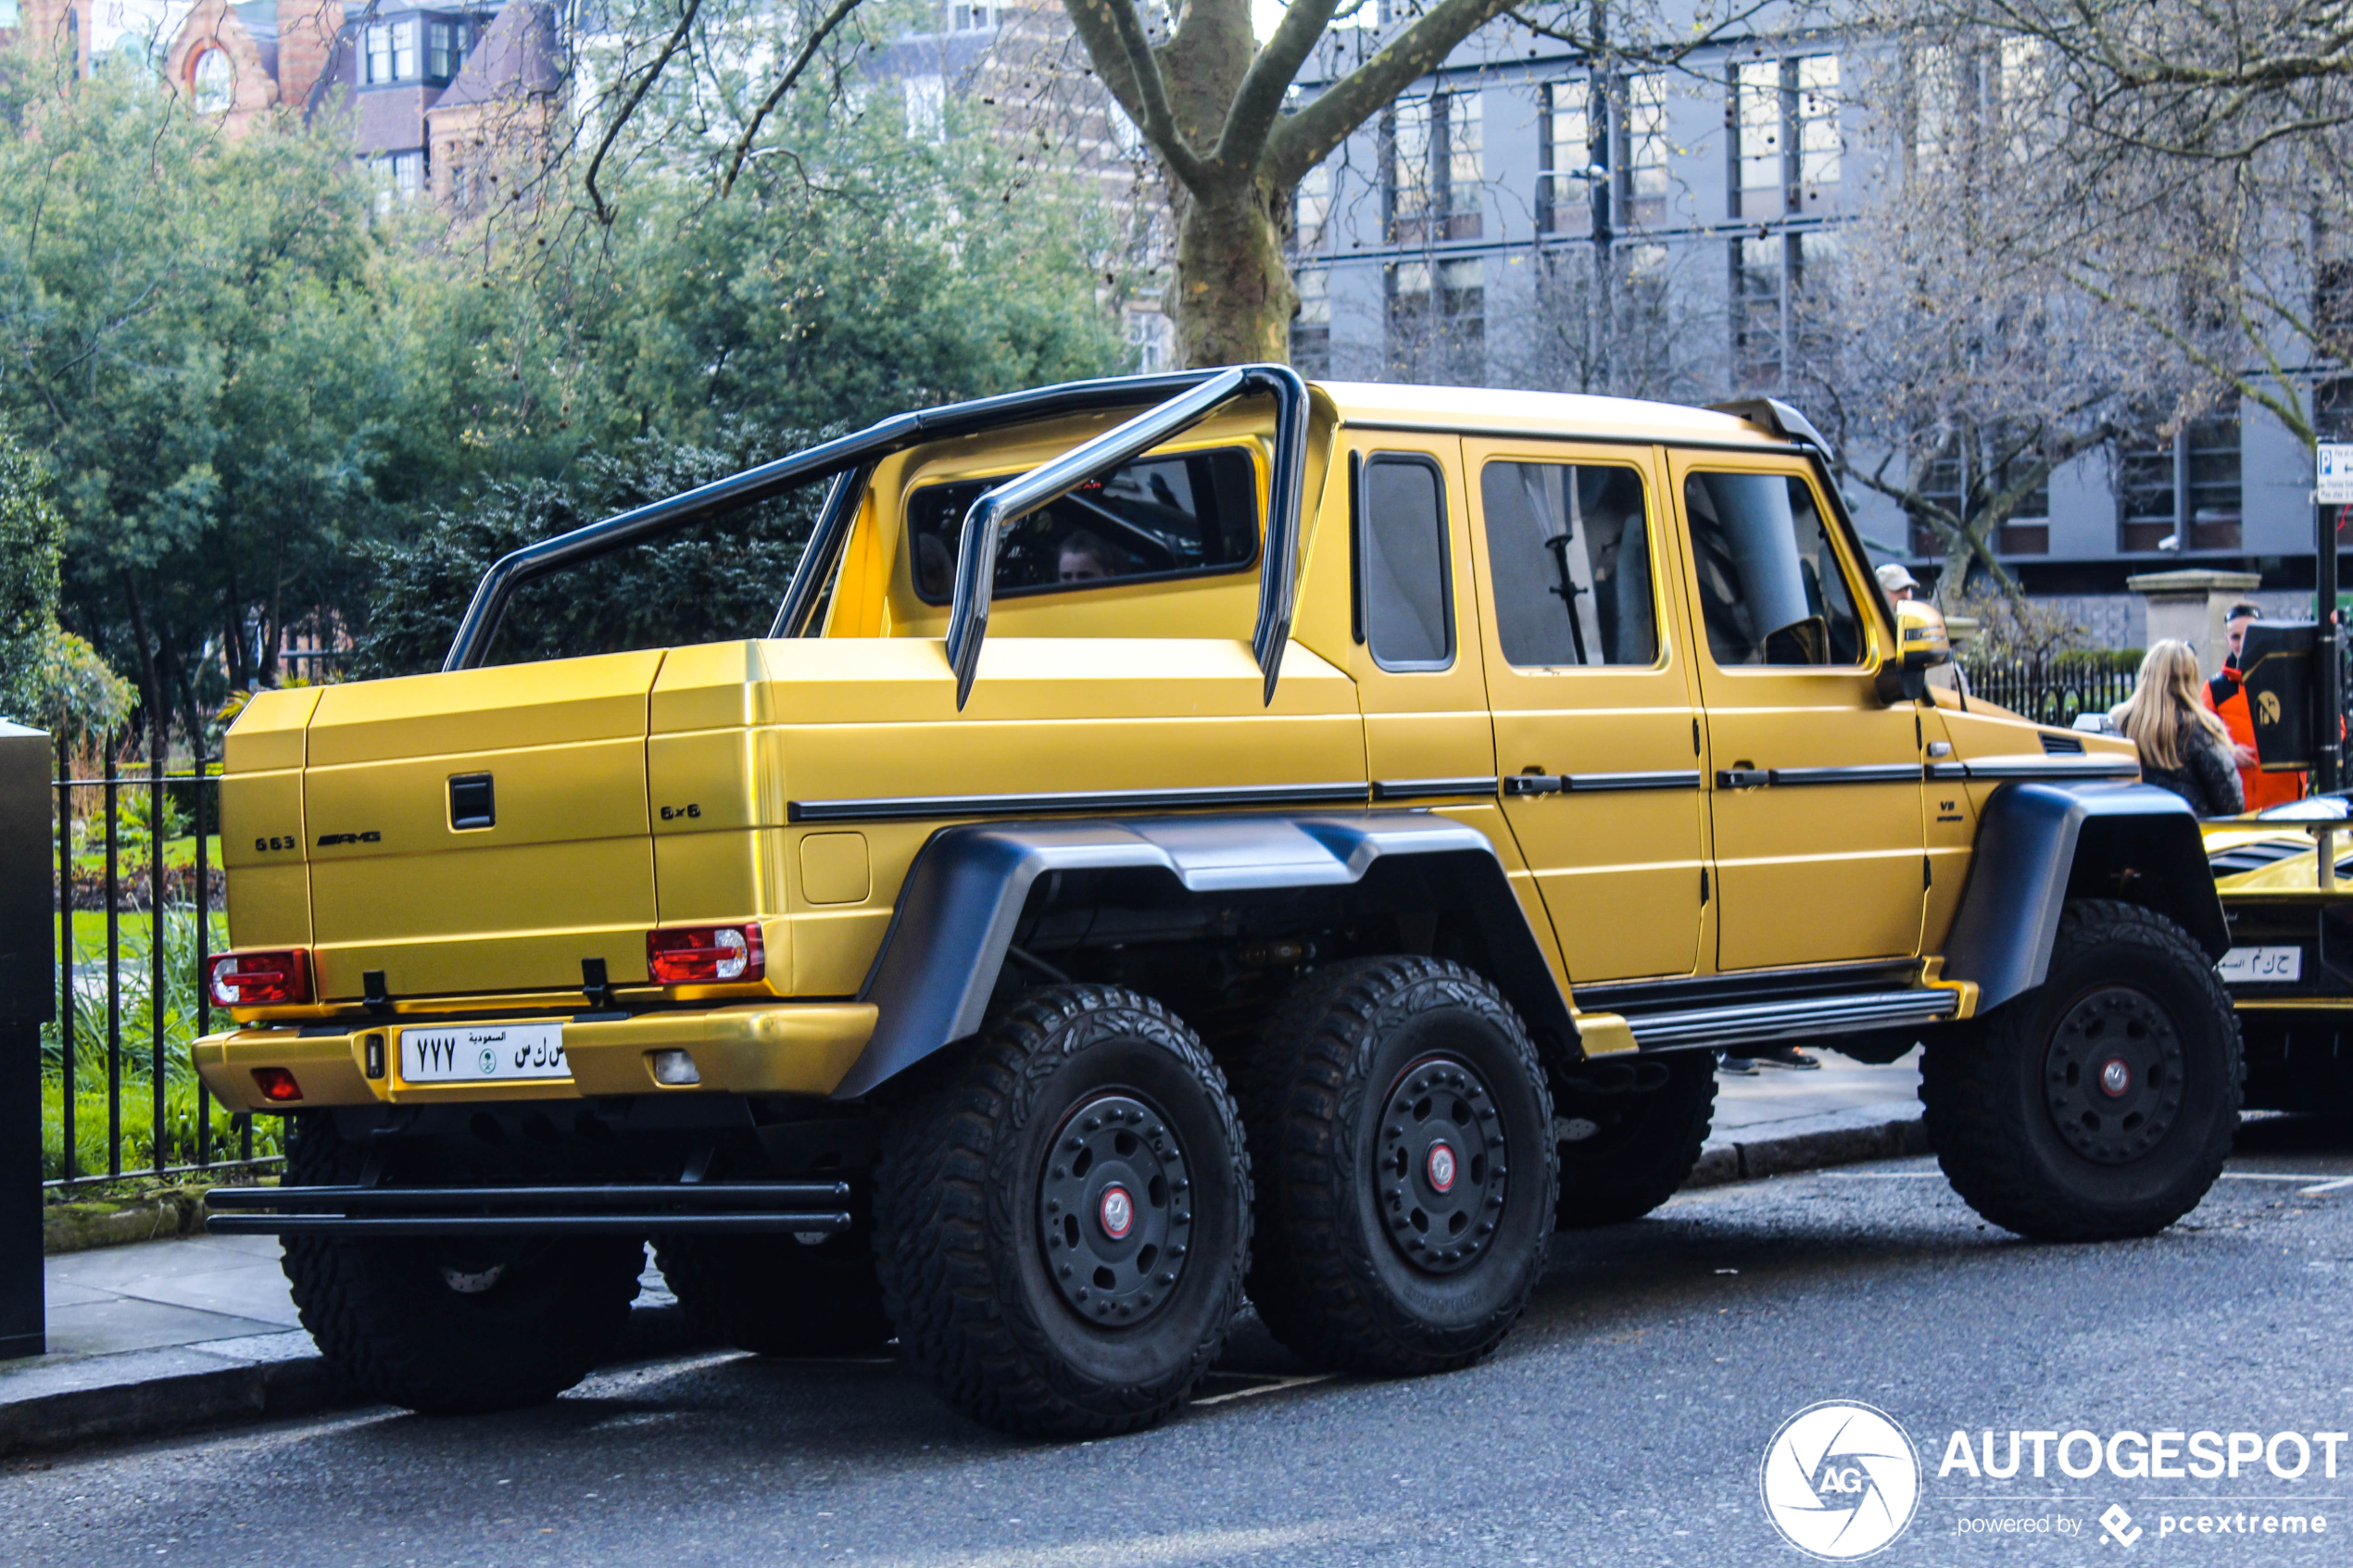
top-left (195, 367), bottom-right (2237, 1436)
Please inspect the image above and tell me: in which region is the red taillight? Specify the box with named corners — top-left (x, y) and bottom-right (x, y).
top-left (648, 924), bottom-right (765, 985)
top-left (205, 949), bottom-right (312, 1007)
top-left (250, 1067), bottom-right (303, 1102)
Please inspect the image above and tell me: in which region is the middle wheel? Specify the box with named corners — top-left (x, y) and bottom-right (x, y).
top-left (1242, 957), bottom-right (1557, 1375)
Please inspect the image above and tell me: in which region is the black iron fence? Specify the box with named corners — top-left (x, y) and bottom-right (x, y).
top-left (1956, 659), bottom-right (2139, 729)
top-left (45, 753), bottom-right (280, 1189)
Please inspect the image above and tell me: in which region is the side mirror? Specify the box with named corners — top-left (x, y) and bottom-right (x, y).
top-left (1897, 599), bottom-right (1952, 671)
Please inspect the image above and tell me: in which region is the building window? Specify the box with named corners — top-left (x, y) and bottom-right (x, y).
top-left (2118, 418), bottom-right (2243, 552)
top-left (365, 19), bottom-right (417, 82)
top-left (1388, 257), bottom-right (1483, 381)
top-left (1386, 91), bottom-right (1481, 244)
top-left (1126, 310), bottom-right (1170, 374)
top-left (949, 2), bottom-right (994, 30)
top-left (1914, 437), bottom-right (2052, 558)
top-left (1730, 235), bottom-right (1783, 387)
top-left (1293, 269), bottom-right (1330, 377)
top-left (1795, 56), bottom-right (1840, 207)
top-left (427, 19), bottom-right (470, 79)
top-left (1733, 59), bottom-right (1781, 220)
top-left (1539, 78), bottom-right (1592, 236)
top-left (1620, 72), bottom-right (1669, 229)
top-left (1295, 162), bottom-right (1331, 252)
top-left (190, 46), bottom-right (233, 114)
top-left (373, 149), bottom-right (426, 210)
top-left (905, 74), bottom-right (945, 143)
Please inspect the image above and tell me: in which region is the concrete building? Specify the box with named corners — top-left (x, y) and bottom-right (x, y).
top-left (1290, 11), bottom-right (2340, 636)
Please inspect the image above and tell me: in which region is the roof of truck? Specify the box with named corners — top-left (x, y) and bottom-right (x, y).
top-left (1315, 381), bottom-right (1793, 448)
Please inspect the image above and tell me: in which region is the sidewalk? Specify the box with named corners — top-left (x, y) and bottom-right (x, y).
top-left (3, 1053), bottom-right (1926, 1457)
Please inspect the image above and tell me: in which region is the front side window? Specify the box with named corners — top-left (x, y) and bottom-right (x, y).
top-left (1358, 454), bottom-right (1453, 671)
top-left (1480, 461), bottom-right (1656, 668)
top-left (904, 446), bottom-right (1260, 604)
top-left (1683, 470), bottom-right (1865, 667)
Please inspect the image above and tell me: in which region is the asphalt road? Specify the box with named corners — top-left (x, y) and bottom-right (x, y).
top-left (11, 1117), bottom-right (2353, 1568)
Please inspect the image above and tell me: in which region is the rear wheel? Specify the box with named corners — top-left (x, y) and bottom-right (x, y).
top-left (872, 985), bottom-right (1251, 1437)
top-left (1922, 899), bottom-right (2241, 1241)
top-left (657, 1224), bottom-right (892, 1358)
top-left (1553, 1052), bottom-right (1717, 1228)
top-left (278, 1114), bottom-right (643, 1414)
top-left (1240, 958), bottom-right (1555, 1376)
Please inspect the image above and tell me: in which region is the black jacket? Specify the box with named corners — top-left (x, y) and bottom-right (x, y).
top-left (2141, 732), bottom-right (2246, 818)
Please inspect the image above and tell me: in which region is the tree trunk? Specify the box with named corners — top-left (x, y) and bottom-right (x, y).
top-left (1170, 182), bottom-right (1297, 369)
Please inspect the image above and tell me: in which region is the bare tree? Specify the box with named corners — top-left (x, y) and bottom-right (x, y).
top-left (1792, 35), bottom-right (2200, 607)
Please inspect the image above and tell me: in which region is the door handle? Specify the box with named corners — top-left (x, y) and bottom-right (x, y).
top-left (1717, 768), bottom-right (1773, 789)
top-left (1504, 771), bottom-right (1564, 797)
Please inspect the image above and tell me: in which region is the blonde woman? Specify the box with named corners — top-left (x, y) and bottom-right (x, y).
top-left (2112, 640), bottom-right (2246, 817)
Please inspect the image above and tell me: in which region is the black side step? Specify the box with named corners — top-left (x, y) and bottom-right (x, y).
top-left (204, 1181), bottom-right (853, 1237)
top-left (1621, 989), bottom-right (1959, 1053)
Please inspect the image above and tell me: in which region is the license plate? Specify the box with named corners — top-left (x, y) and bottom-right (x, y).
top-left (2219, 946), bottom-right (2303, 984)
top-left (399, 1022), bottom-right (570, 1085)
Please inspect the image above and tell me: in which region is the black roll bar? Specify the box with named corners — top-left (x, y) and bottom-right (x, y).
top-left (441, 366), bottom-right (1313, 695)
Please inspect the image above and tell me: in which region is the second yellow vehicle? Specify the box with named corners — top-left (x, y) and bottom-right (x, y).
top-left (194, 367), bottom-right (2238, 1435)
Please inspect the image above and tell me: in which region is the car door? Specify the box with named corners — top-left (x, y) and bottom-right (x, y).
top-left (1668, 452), bottom-right (1925, 971)
top-left (1466, 438), bottom-right (1707, 984)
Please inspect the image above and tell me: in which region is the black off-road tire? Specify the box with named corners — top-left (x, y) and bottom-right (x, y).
top-left (277, 1114), bottom-right (644, 1414)
top-left (1921, 899), bottom-right (2242, 1242)
top-left (1553, 1052), bottom-right (1718, 1228)
top-left (656, 1225), bottom-right (893, 1358)
top-left (1240, 957), bottom-right (1556, 1376)
top-left (871, 985), bottom-right (1251, 1437)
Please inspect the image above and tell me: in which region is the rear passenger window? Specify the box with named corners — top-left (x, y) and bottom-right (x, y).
top-left (1358, 455), bottom-right (1453, 671)
top-left (1682, 470), bottom-right (1866, 667)
top-left (1478, 461), bottom-right (1658, 668)
top-left (903, 446), bottom-right (1260, 603)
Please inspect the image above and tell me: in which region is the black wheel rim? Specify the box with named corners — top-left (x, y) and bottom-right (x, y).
top-left (2043, 985), bottom-right (2186, 1165)
top-left (1038, 1091), bottom-right (1190, 1325)
top-left (1376, 1055), bottom-right (1506, 1274)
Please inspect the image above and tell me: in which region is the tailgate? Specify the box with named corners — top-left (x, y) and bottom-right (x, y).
top-left (300, 650), bottom-right (665, 1000)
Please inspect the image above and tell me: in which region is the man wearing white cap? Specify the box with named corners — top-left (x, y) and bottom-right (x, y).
top-left (1876, 562), bottom-right (1919, 601)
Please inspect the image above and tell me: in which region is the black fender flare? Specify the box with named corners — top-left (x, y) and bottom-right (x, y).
top-left (1942, 780), bottom-right (2229, 1013)
top-left (831, 811), bottom-right (1576, 1098)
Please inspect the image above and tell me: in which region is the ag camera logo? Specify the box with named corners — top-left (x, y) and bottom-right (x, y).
top-left (1760, 1401), bottom-right (1921, 1560)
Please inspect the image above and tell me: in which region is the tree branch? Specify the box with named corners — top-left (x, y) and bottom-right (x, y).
top-left (1214, 0), bottom-right (1342, 175)
top-left (721, 0), bottom-right (867, 196)
top-left (1062, 0), bottom-right (1210, 190)
top-left (1266, 0), bottom-right (1520, 185)
top-left (584, 0), bottom-right (707, 225)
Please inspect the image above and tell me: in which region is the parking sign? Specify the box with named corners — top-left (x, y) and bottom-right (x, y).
top-left (2321, 443), bottom-right (2353, 503)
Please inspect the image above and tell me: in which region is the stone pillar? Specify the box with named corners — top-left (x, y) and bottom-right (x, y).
top-left (2126, 569), bottom-right (2263, 678)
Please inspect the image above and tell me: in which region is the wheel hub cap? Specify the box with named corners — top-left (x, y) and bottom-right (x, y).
top-left (1378, 1056), bottom-right (1505, 1275)
top-left (1038, 1093), bottom-right (1189, 1325)
top-left (2044, 985), bottom-right (2185, 1164)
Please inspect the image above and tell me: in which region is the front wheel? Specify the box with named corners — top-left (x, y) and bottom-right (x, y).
top-left (872, 985), bottom-right (1251, 1437)
top-left (1922, 899), bottom-right (2241, 1241)
top-left (1554, 1052), bottom-right (1717, 1228)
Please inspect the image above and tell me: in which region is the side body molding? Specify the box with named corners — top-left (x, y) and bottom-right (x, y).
top-left (1942, 780), bottom-right (2229, 1012)
top-left (832, 812), bottom-right (1575, 1098)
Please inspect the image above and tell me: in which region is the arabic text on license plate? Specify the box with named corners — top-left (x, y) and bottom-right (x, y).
top-left (2219, 946), bottom-right (2303, 984)
top-left (400, 1022), bottom-right (569, 1084)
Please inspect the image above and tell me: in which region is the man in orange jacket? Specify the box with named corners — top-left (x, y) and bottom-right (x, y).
top-left (2206, 602), bottom-right (2305, 811)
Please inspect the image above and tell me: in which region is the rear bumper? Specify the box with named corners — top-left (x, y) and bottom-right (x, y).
top-left (192, 1001), bottom-right (880, 1111)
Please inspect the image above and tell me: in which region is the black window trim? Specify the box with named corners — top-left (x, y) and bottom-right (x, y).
top-left (900, 442), bottom-right (1265, 608)
top-left (1357, 449), bottom-right (1456, 674)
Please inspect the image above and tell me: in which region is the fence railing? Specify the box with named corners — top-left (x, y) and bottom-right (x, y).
top-left (47, 754), bottom-right (280, 1190)
top-left (1955, 660), bottom-right (2139, 729)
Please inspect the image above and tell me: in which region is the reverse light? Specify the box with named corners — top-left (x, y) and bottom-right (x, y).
top-left (648, 924), bottom-right (765, 985)
top-left (250, 1067), bottom-right (303, 1102)
top-left (648, 1049), bottom-right (701, 1085)
top-left (206, 949), bottom-right (313, 1007)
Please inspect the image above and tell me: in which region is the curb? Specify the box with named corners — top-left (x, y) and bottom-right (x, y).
top-left (1683, 1114), bottom-right (1931, 1190)
top-left (7, 1122), bottom-right (1931, 1461)
top-left (43, 1185), bottom-right (213, 1256)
